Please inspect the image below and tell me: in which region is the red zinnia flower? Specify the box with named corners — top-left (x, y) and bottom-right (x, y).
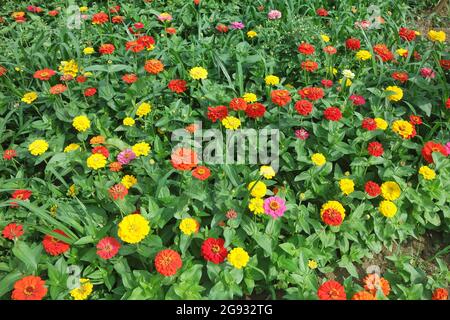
top-left (109, 5), bottom-right (121, 14)
top-left (409, 115), bottom-right (422, 125)
top-left (84, 87), bottom-right (97, 97)
top-left (11, 276), bottom-right (47, 300)
top-left (99, 43), bottom-right (115, 55)
top-left (301, 60), bottom-right (318, 72)
top-left (109, 183), bottom-right (128, 200)
top-left (166, 27), bottom-right (177, 35)
top-left (323, 107), bottom-right (342, 121)
top-left (432, 288), bottom-right (448, 300)
top-left (125, 40), bottom-right (145, 53)
top-left (168, 79), bottom-right (187, 94)
top-left (398, 27), bottom-right (416, 41)
top-left (322, 208), bottom-right (343, 226)
top-left (207, 105), bottom-right (228, 122)
top-left (271, 89), bottom-right (291, 107)
top-left (192, 166), bottom-right (211, 180)
top-left (365, 181), bottom-right (381, 197)
top-left (0, 65), bottom-right (7, 77)
top-left (446, 98), bottom-right (450, 109)
top-left (42, 229), bottom-right (70, 256)
top-left (171, 147), bottom-right (198, 171)
top-left (216, 24), bottom-right (229, 33)
top-left (362, 118), bottom-right (377, 131)
top-left (440, 59), bottom-right (450, 70)
top-left (245, 103), bottom-right (266, 119)
top-left (294, 100), bottom-right (313, 116)
top-left (363, 274), bottom-right (391, 296)
top-left (201, 238), bottom-right (228, 264)
top-left (33, 68), bottom-right (55, 81)
top-left (144, 59), bottom-right (164, 74)
top-left (298, 87), bottom-right (324, 101)
top-left (318, 280), bottom-right (347, 300)
top-left (298, 43), bottom-right (315, 55)
top-left (49, 84), bottom-right (67, 95)
top-left (154, 249), bottom-right (182, 276)
top-left (3, 149), bottom-right (17, 160)
top-left (2, 223), bottom-right (24, 240)
top-left (368, 141), bottom-right (384, 157)
top-left (346, 38), bottom-right (361, 51)
top-left (48, 10), bottom-right (59, 17)
top-left (137, 35), bottom-right (155, 49)
top-left (349, 95), bottom-right (366, 106)
top-left (316, 8), bottom-right (329, 16)
top-left (76, 75), bottom-right (87, 83)
top-left (92, 146), bottom-right (109, 158)
top-left (321, 79), bottom-right (333, 88)
top-left (421, 141), bottom-right (448, 163)
top-left (10, 189), bottom-right (32, 207)
top-left (392, 71), bottom-right (409, 83)
top-left (323, 46), bottom-right (337, 55)
top-left (92, 12), bottom-right (109, 25)
top-left (373, 44), bottom-right (394, 62)
top-left (96, 237), bottom-right (121, 260)
top-left (111, 16), bottom-right (124, 24)
top-left (122, 73), bottom-right (138, 84)
top-left (229, 98), bottom-right (247, 111)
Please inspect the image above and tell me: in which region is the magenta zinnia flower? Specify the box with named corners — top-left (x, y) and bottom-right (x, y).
top-left (230, 21), bottom-right (245, 30)
top-left (268, 10), bottom-right (282, 20)
top-left (295, 128), bottom-right (309, 140)
top-left (117, 149), bottom-right (136, 165)
top-left (349, 95), bottom-right (366, 106)
top-left (263, 196), bottom-right (286, 218)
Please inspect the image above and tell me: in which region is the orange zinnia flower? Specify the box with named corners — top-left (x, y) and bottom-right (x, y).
top-left (33, 68), bottom-right (56, 81)
top-left (170, 147), bottom-right (198, 171)
top-left (144, 59), bottom-right (164, 74)
top-left (154, 249), bottom-right (182, 276)
top-left (11, 276), bottom-right (47, 300)
top-left (363, 274), bottom-right (390, 296)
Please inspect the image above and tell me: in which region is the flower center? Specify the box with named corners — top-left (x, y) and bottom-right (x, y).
top-left (212, 245), bottom-right (220, 253)
top-left (269, 201), bottom-right (279, 210)
top-left (24, 285), bottom-right (35, 296)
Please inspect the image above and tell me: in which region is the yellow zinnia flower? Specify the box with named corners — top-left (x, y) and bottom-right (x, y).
top-left (123, 117), bottom-right (135, 126)
top-left (428, 30), bottom-right (446, 43)
top-left (320, 34), bottom-right (330, 42)
top-left (247, 30), bottom-right (257, 38)
top-left (121, 175), bottom-right (137, 189)
top-left (86, 153), bottom-right (107, 170)
top-left (227, 247), bottom-right (250, 269)
top-left (189, 67), bottom-right (208, 80)
top-left (248, 197), bottom-right (264, 215)
top-left (118, 214), bottom-right (150, 244)
top-left (374, 118), bottom-right (388, 130)
top-left (339, 178), bottom-right (354, 195)
top-left (243, 92), bottom-right (257, 103)
top-left (308, 259), bottom-right (318, 269)
top-left (21, 92), bottom-right (38, 104)
top-left (381, 181), bottom-right (401, 200)
top-left (320, 200), bottom-right (346, 221)
top-left (58, 59), bottom-right (78, 77)
top-left (379, 200), bottom-right (397, 218)
top-left (392, 120), bottom-right (414, 139)
top-left (311, 153), bottom-right (326, 166)
top-left (419, 166), bottom-right (436, 180)
top-left (64, 143), bottom-right (80, 152)
top-left (132, 142), bottom-right (151, 157)
top-left (247, 181), bottom-right (267, 198)
top-left (355, 50), bottom-right (372, 61)
top-left (83, 47), bottom-right (95, 55)
top-left (28, 139), bottom-right (49, 156)
top-left (179, 217), bottom-right (199, 235)
top-left (70, 278), bottom-right (93, 300)
top-left (265, 75), bottom-right (280, 86)
top-left (136, 102), bottom-right (151, 117)
top-left (259, 165), bottom-right (275, 179)
top-left (385, 86), bottom-right (403, 102)
top-left (221, 116), bottom-right (241, 130)
top-left (72, 115), bottom-right (90, 132)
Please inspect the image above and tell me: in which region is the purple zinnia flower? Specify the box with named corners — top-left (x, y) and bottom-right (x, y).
top-left (117, 149), bottom-right (136, 165)
top-left (263, 196), bottom-right (286, 218)
top-left (268, 10), bottom-right (282, 20)
top-left (230, 21), bottom-right (245, 30)
top-left (295, 128), bottom-right (309, 140)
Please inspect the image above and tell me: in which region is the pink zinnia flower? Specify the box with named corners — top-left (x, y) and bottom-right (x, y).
top-left (117, 149), bottom-right (136, 165)
top-left (96, 237), bottom-right (121, 259)
top-left (445, 142), bottom-right (450, 155)
top-left (268, 10), bottom-right (282, 20)
top-left (355, 20), bottom-right (371, 29)
top-left (295, 128), bottom-right (309, 140)
top-left (157, 13), bottom-right (173, 22)
top-left (263, 196), bottom-right (286, 218)
top-left (420, 68), bottom-right (435, 79)
top-left (230, 21), bottom-right (245, 30)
